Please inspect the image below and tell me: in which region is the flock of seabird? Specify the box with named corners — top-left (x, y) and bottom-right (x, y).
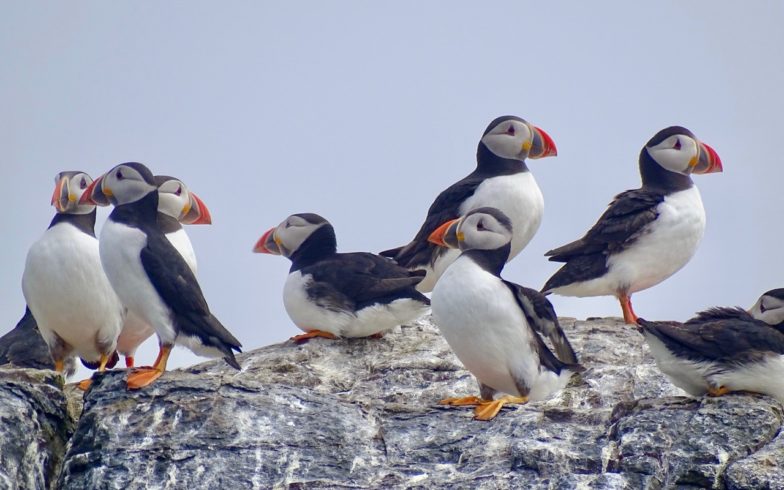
top-left (5, 115), bottom-right (783, 420)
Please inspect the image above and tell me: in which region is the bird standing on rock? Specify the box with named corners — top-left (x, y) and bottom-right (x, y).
top-left (88, 174), bottom-right (213, 368)
top-left (429, 207), bottom-right (581, 421)
top-left (81, 162), bottom-right (242, 389)
top-left (22, 171), bottom-right (124, 389)
top-left (381, 115), bottom-right (557, 292)
top-left (638, 289), bottom-right (784, 402)
top-left (542, 126), bottom-right (723, 324)
top-left (254, 213), bottom-right (431, 342)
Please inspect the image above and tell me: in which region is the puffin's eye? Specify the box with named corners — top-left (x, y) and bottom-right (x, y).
top-left (673, 139), bottom-right (682, 150)
top-left (760, 301), bottom-right (767, 313)
top-left (116, 170), bottom-right (124, 180)
top-left (80, 177), bottom-right (87, 189)
top-left (506, 125), bottom-right (515, 136)
top-left (477, 220), bottom-right (486, 231)
top-left (175, 185), bottom-right (182, 196)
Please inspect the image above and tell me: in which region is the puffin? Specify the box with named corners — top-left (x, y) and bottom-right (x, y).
top-left (428, 207), bottom-right (581, 420)
top-left (638, 288), bottom-right (784, 402)
top-left (80, 162), bottom-right (241, 389)
top-left (21, 171), bottom-right (125, 388)
top-left (0, 307), bottom-right (76, 376)
top-left (380, 115), bottom-right (557, 292)
top-left (542, 126), bottom-right (723, 324)
top-left (253, 213), bottom-right (431, 342)
top-left (88, 174), bottom-right (212, 367)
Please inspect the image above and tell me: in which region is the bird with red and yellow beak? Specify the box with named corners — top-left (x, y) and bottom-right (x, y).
top-left (87, 174), bottom-right (212, 368)
top-left (22, 171), bottom-right (124, 389)
top-left (381, 115), bottom-right (557, 292)
top-left (428, 207), bottom-right (581, 421)
top-left (253, 213), bottom-right (430, 342)
top-left (542, 126), bottom-right (723, 325)
top-left (80, 162), bottom-right (241, 389)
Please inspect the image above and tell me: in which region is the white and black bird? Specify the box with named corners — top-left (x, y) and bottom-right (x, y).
top-left (542, 126), bottom-right (723, 324)
top-left (22, 171), bottom-right (124, 387)
top-left (381, 116), bottom-right (557, 292)
top-left (80, 162), bottom-right (241, 389)
top-left (638, 289), bottom-right (784, 402)
top-left (88, 174), bottom-right (212, 368)
top-left (253, 213), bottom-right (431, 342)
top-left (428, 207), bottom-right (581, 420)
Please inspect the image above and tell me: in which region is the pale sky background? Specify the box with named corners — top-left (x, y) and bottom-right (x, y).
top-left (1, 2), bottom-right (782, 379)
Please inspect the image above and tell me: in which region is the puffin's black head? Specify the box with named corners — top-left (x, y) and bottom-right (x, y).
top-left (80, 162), bottom-right (158, 207)
top-left (429, 206), bottom-right (513, 252)
top-left (51, 170), bottom-right (95, 215)
top-left (749, 289), bottom-right (784, 326)
top-left (642, 126), bottom-right (723, 179)
top-left (479, 116), bottom-right (557, 162)
top-left (154, 175), bottom-right (212, 225)
top-left (253, 212), bottom-right (337, 260)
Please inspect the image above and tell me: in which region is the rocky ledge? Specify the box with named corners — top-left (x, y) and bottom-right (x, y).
top-left (1, 316), bottom-right (783, 489)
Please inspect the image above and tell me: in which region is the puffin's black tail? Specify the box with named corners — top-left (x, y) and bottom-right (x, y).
top-left (181, 312), bottom-right (243, 370)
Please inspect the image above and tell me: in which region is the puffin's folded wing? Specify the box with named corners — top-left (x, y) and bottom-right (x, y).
top-left (140, 233), bottom-right (242, 357)
top-left (504, 281), bottom-right (580, 366)
top-left (546, 189), bottom-right (664, 261)
top-left (382, 176), bottom-right (483, 267)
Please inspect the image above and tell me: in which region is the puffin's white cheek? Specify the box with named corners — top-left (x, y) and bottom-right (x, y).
top-left (482, 135), bottom-right (524, 160)
top-left (650, 149), bottom-right (692, 174)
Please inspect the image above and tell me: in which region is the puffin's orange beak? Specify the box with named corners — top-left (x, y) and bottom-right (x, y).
top-left (428, 218), bottom-right (460, 248)
top-left (692, 141), bottom-right (723, 174)
top-left (182, 192), bottom-right (212, 225)
top-left (79, 175), bottom-right (109, 205)
top-left (528, 125), bottom-right (558, 159)
top-left (51, 176), bottom-right (69, 212)
top-left (253, 227), bottom-right (280, 254)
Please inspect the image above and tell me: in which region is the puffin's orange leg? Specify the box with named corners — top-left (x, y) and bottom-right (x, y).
top-left (619, 293), bottom-right (638, 325)
top-left (474, 395), bottom-right (529, 421)
top-left (127, 344), bottom-right (172, 390)
top-left (54, 359), bottom-right (65, 374)
top-left (368, 332), bottom-right (385, 339)
top-left (290, 330), bottom-right (338, 343)
top-left (124, 356), bottom-right (135, 368)
top-left (439, 395), bottom-right (486, 406)
top-left (77, 353), bottom-right (112, 391)
top-left (707, 385), bottom-right (731, 397)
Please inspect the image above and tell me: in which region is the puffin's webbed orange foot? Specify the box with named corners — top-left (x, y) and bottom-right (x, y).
top-left (127, 367), bottom-right (164, 390)
top-left (368, 332), bottom-right (385, 339)
top-left (474, 395), bottom-right (529, 421)
top-left (439, 396), bottom-right (486, 406)
top-left (76, 378), bottom-right (93, 391)
top-left (291, 330), bottom-right (338, 343)
top-left (707, 385), bottom-right (731, 397)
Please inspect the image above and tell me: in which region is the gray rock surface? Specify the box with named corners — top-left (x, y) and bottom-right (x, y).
top-left (48, 316), bottom-right (783, 490)
top-left (2, 316), bottom-right (782, 489)
top-left (0, 369), bottom-right (76, 490)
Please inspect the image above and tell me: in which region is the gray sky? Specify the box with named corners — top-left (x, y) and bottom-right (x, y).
top-left (2, 2), bottom-right (782, 378)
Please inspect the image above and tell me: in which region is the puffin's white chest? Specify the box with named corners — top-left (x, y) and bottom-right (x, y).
top-left (459, 172), bottom-right (544, 259)
top-left (283, 270), bottom-right (428, 337)
top-left (418, 172), bottom-right (544, 293)
top-left (559, 186), bottom-right (707, 297)
top-left (432, 257), bottom-right (561, 399)
top-left (99, 220), bottom-right (176, 343)
top-left (22, 222), bottom-right (124, 361)
top-left (607, 186), bottom-right (706, 293)
top-left (166, 228), bottom-right (197, 274)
